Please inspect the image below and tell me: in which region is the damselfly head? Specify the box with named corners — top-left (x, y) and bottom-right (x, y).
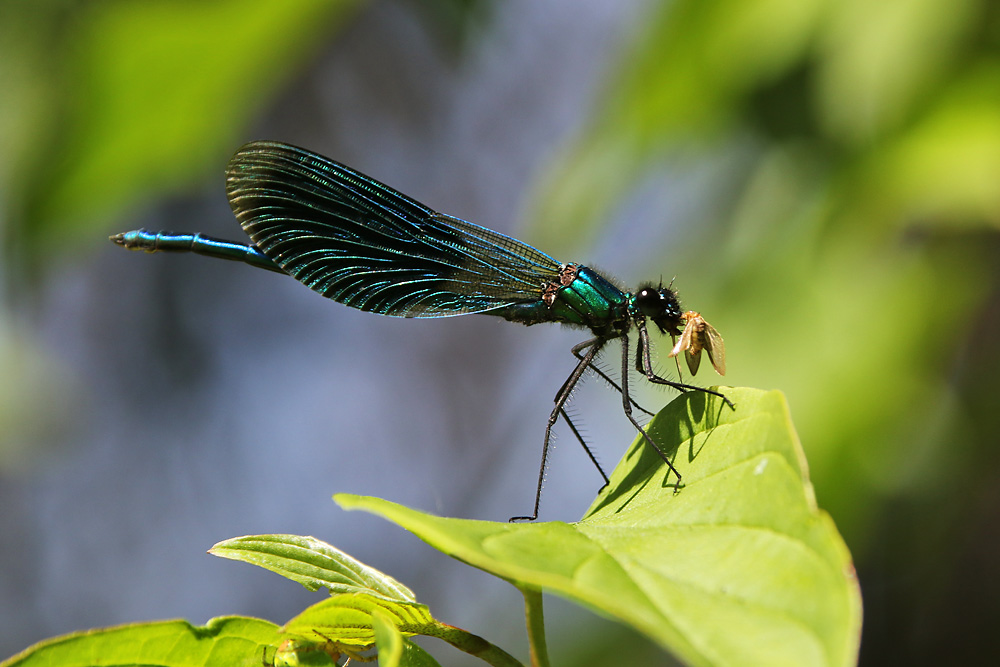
top-left (668, 311), bottom-right (726, 376)
top-left (634, 285), bottom-right (683, 335)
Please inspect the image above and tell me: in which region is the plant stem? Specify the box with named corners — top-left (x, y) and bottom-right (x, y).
top-left (410, 622), bottom-right (524, 667)
top-left (521, 586), bottom-right (549, 667)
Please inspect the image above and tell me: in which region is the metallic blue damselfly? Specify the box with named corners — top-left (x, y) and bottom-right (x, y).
top-left (111, 141), bottom-right (729, 521)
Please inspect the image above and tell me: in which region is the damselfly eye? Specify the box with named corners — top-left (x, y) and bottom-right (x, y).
top-left (634, 286), bottom-right (683, 334)
top-left (635, 288), bottom-right (663, 316)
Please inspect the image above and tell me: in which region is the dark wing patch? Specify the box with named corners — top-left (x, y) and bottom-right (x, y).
top-left (226, 141), bottom-right (561, 318)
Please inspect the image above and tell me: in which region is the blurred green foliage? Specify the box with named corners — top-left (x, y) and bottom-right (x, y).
top-left (2, 0), bottom-right (357, 265)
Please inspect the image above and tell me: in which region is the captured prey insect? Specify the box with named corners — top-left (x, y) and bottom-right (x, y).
top-left (111, 141), bottom-right (731, 521)
top-left (669, 311), bottom-right (726, 377)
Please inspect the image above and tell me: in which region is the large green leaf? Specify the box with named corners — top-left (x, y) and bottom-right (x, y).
top-left (336, 387), bottom-right (861, 667)
top-left (0, 617), bottom-right (281, 667)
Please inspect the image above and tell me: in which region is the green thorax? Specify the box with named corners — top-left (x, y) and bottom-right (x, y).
top-left (494, 264), bottom-right (631, 335)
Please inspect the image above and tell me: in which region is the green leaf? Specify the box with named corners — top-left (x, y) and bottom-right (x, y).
top-left (210, 534), bottom-right (416, 602)
top-left (373, 612), bottom-right (405, 666)
top-left (268, 637), bottom-right (343, 667)
top-left (214, 535), bottom-right (521, 666)
top-left (283, 593), bottom-right (434, 654)
top-left (395, 641), bottom-right (441, 667)
top-left (0, 617), bottom-right (281, 667)
top-left (336, 387), bottom-right (861, 667)
top-left (372, 612), bottom-right (441, 667)
top-left (284, 594), bottom-right (521, 666)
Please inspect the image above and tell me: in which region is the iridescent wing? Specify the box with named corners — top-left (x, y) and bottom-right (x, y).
top-left (226, 141), bottom-right (561, 318)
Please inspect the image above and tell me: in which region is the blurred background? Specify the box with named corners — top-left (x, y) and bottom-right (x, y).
top-left (1, 0), bottom-right (998, 664)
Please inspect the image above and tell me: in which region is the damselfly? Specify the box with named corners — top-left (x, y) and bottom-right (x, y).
top-left (112, 141), bottom-right (730, 521)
